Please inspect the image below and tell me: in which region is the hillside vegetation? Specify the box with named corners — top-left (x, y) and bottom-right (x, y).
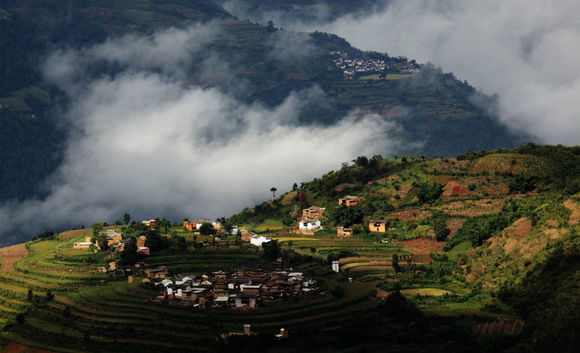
top-left (0, 0), bottom-right (523, 203)
top-left (0, 144), bottom-right (577, 352)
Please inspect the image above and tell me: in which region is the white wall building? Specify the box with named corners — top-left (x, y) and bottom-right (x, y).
top-left (299, 219), bottom-right (321, 231)
top-left (250, 235), bottom-right (272, 247)
top-left (332, 260), bottom-right (340, 273)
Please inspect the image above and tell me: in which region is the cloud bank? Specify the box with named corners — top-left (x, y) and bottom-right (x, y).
top-left (307, 0), bottom-right (580, 144)
top-left (0, 24), bottom-right (399, 246)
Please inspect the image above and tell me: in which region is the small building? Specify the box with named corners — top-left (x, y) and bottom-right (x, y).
top-left (128, 275), bottom-right (136, 283)
top-left (194, 220), bottom-right (221, 231)
top-left (250, 235), bottom-right (272, 247)
top-left (73, 242), bottom-right (92, 249)
top-left (105, 229), bottom-right (123, 246)
top-left (331, 261), bottom-right (340, 273)
top-left (183, 220), bottom-right (196, 231)
top-left (136, 235), bottom-right (147, 248)
top-left (338, 195), bottom-right (362, 207)
top-left (337, 227), bottom-right (353, 237)
top-left (369, 220), bottom-right (390, 233)
top-left (108, 261), bottom-right (118, 271)
top-left (299, 219), bottom-right (321, 232)
top-left (142, 219), bottom-right (156, 227)
top-left (275, 328), bottom-right (288, 340)
top-left (302, 206), bottom-right (325, 220)
top-left (240, 229), bottom-right (257, 241)
top-left (137, 247), bottom-right (151, 255)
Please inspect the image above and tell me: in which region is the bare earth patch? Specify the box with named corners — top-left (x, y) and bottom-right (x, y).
top-left (387, 208), bottom-right (432, 221)
top-left (0, 243), bottom-right (28, 273)
top-left (391, 184), bottom-right (412, 202)
top-left (58, 229), bottom-right (90, 241)
top-left (447, 218), bottom-right (467, 238)
top-left (563, 199), bottom-right (580, 225)
top-left (441, 180), bottom-right (472, 199)
top-left (504, 218), bottom-right (532, 239)
top-left (393, 238), bottom-right (444, 255)
top-left (436, 199), bottom-right (504, 216)
top-left (281, 191), bottom-right (297, 206)
top-left (544, 228), bottom-right (561, 240)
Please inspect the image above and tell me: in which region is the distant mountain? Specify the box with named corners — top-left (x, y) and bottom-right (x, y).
top-left (0, 0), bottom-right (526, 203)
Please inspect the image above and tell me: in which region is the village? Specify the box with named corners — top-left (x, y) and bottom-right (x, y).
top-left (142, 267), bottom-right (318, 309)
top-left (329, 51), bottom-right (419, 79)
top-left (69, 193), bottom-right (396, 314)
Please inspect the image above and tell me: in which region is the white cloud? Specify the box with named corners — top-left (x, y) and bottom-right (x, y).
top-left (305, 0), bottom-right (580, 144)
top-left (0, 25), bottom-right (401, 246)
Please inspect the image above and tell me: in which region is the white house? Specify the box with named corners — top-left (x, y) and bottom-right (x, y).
top-left (332, 261), bottom-right (340, 273)
top-left (299, 219), bottom-right (321, 232)
top-left (250, 235), bottom-right (272, 247)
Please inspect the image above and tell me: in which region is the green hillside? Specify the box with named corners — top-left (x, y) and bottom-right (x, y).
top-left (0, 144), bottom-right (578, 352)
top-left (0, 0), bottom-right (525, 203)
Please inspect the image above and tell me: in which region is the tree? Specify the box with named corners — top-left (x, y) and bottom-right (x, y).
top-left (417, 182), bottom-right (444, 204)
top-left (145, 229), bottom-right (168, 251)
top-left (270, 187), bottom-right (277, 198)
top-left (27, 288), bottom-right (33, 302)
top-left (176, 237), bottom-right (187, 251)
top-left (262, 240), bottom-right (280, 260)
top-left (92, 222), bottom-right (103, 236)
top-left (199, 223), bottom-right (216, 236)
top-left (433, 217), bottom-right (450, 241)
top-left (120, 239), bottom-right (138, 266)
top-left (392, 254), bottom-right (401, 273)
top-left (123, 213), bottom-right (131, 225)
top-left (292, 183), bottom-right (298, 191)
top-left (97, 235), bottom-right (109, 251)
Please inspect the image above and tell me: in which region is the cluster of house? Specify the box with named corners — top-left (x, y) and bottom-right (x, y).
top-left (298, 206), bottom-right (325, 234)
top-left (297, 195), bottom-right (391, 238)
top-left (144, 268), bottom-right (317, 309)
top-left (329, 51), bottom-right (418, 79)
top-left (73, 229), bottom-right (150, 255)
top-left (182, 219), bottom-right (221, 232)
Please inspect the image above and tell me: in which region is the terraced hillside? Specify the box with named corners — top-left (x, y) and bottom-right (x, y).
top-left (228, 143), bottom-right (580, 350)
top-left (0, 144), bottom-right (578, 352)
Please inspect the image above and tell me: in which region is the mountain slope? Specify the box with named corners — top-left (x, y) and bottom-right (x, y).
top-left (0, 0), bottom-right (525, 204)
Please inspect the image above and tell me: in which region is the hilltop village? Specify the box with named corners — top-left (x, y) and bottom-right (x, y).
top-left (330, 51), bottom-right (419, 79)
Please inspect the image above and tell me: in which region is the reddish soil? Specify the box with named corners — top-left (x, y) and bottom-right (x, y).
top-left (393, 238), bottom-right (444, 255)
top-left (387, 208), bottom-right (432, 221)
top-left (2, 343), bottom-right (56, 353)
top-left (441, 180), bottom-right (472, 200)
top-left (505, 218), bottom-right (532, 239)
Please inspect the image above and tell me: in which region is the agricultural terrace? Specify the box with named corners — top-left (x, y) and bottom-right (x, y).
top-left (0, 231), bottom-right (383, 352)
top-left (228, 145), bottom-right (580, 325)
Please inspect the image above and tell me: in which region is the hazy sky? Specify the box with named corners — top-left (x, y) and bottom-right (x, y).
top-left (0, 23), bottom-right (400, 246)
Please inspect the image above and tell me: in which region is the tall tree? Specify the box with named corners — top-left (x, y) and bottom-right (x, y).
top-left (123, 213), bottom-right (131, 225)
top-left (270, 187), bottom-right (278, 198)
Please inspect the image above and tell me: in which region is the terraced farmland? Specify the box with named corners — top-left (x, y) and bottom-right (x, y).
top-left (0, 233), bottom-right (382, 352)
